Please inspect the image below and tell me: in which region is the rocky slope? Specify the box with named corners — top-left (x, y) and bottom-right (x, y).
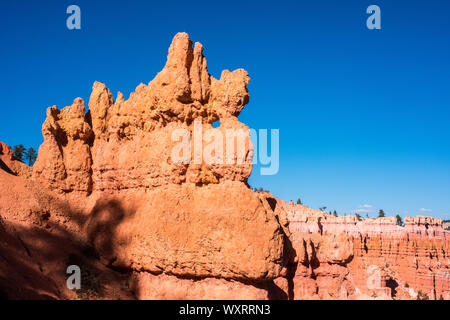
top-left (0, 33), bottom-right (448, 300)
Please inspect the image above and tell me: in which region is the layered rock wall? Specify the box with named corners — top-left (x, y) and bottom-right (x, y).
top-left (285, 202), bottom-right (450, 300)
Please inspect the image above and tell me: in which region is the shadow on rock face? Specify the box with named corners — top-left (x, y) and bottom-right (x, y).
top-left (264, 196), bottom-right (298, 300)
top-left (386, 277), bottom-right (399, 298)
top-left (0, 158), bottom-right (16, 176)
top-left (85, 199), bottom-right (136, 269)
top-left (0, 194), bottom-right (139, 300)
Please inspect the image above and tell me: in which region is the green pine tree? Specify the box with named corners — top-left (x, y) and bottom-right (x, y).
top-left (395, 214), bottom-right (403, 226)
top-left (12, 144), bottom-right (26, 162)
top-left (25, 147), bottom-right (37, 166)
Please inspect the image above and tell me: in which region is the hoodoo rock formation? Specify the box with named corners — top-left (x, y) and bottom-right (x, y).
top-left (284, 202), bottom-right (450, 300)
top-left (14, 32), bottom-right (287, 299)
top-left (0, 33), bottom-right (449, 300)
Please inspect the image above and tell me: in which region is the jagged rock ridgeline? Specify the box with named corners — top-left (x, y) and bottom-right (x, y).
top-left (31, 32), bottom-right (287, 285)
top-left (0, 32), bottom-right (449, 300)
top-left (33, 32), bottom-right (252, 194)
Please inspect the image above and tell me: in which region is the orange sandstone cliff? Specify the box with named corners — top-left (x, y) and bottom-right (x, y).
top-left (284, 202), bottom-right (450, 300)
top-left (0, 33), bottom-right (448, 300)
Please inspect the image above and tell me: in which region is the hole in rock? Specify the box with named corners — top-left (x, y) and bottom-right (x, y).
top-left (386, 278), bottom-right (398, 298)
top-left (212, 120), bottom-right (220, 128)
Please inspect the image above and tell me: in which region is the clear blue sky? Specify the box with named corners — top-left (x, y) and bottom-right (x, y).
top-left (1, 0), bottom-right (449, 219)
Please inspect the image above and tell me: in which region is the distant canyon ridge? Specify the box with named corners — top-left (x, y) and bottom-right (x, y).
top-left (0, 33), bottom-right (448, 300)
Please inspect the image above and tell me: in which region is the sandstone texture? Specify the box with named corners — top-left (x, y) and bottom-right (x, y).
top-left (133, 272), bottom-right (268, 300)
top-left (444, 221), bottom-right (450, 231)
top-left (285, 202), bottom-right (450, 300)
top-left (0, 32), bottom-right (449, 300)
top-left (1, 33), bottom-right (286, 299)
top-left (0, 155), bottom-right (136, 300)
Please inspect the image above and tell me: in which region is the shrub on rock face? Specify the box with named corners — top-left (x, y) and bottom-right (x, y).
top-left (416, 290), bottom-right (429, 300)
top-left (396, 214), bottom-right (403, 226)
